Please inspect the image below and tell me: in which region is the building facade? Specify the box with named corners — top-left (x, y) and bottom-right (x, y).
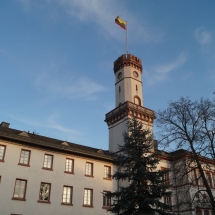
top-left (0, 121), bottom-right (117, 215)
top-left (0, 54), bottom-right (215, 215)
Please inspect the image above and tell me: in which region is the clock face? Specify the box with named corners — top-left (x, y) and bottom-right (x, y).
top-left (117, 72), bottom-right (122, 79)
top-left (133, 71), bottom-right (138, 78)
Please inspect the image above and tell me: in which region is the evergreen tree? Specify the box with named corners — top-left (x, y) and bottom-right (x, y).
top-left (107, 118), bottom-right (173, 215)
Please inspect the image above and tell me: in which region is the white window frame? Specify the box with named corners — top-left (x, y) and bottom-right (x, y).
top-left (0, 145), bottom-right (6, 161)
top-left (62, 186), bottom-right (73, 205)
top-left (43, 154), bottom-right (53, 169)
top-left (83, 188), bottom-right (93, 206)
top-left (212, 174), bottom-right (215, 188)
top-left (103, 191), bottom-right (111, 208)
top-left (104, 166), bottom-right (111, 179)
top-left (19, 149), bottom-right (30, 165)
top-left (85, 162), bottom-right (93, 176)
top-left (13, 179), bottom-right (27, 200)
top-left (65, 158), bottom-right (74, 173)
top-left (164, 194), bottom-right (171, 208)
top-left (38, 182), bottom-right (51, 202)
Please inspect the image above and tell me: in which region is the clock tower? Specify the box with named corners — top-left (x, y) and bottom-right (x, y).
top-left (105, 54), bottom-right (155, 152)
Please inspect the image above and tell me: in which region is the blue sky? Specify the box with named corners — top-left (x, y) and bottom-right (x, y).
top-left (0, 0), bottom-right (214, 150)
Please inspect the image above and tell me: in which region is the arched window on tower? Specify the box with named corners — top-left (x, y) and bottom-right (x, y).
top-left (134, 95), bottom-right (141, 106)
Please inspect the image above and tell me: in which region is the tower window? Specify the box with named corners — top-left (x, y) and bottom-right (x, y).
top-left (119, 86), bottom-right (121, 92)
top-left (136, 85), bottom-right (138, 91)
top-left (134, 96), bottom-right (141, 106)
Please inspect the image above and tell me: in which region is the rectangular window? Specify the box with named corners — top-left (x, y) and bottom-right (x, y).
top-left (19, 149), bottom-right (30, 166)
top-left (43, 154), bottom-right (53, 170)
top-left (162, 168), bottom-right (170, 186)
top-left (205, 172), bottom-right (212, 187)
top-left (83, 189), bottom-right (93, 207)
top-left (0, 145), bottom-right (6, 161)
top-left (104, 166), bottom-right (111, 179)
top-left (164, 195), bottom-right (171, 206)
top-left (62, 186), bottom-right (73, 205)
top-left (38, 182), bottom-right (51, 203)
top-left (196, 209), bottom-right (202, 215)
top-left (212, 174), bottom-right (215, 188)
top-left (191, 169), bottom-right (197, 185)
top-left (12, 179), bottom-right (27, 200)
top-left (204, 210), bottom-right (209, 215)
top-left (198, 172), bottom-right (204, 186)
top-left (65, 158), bottom-right (74, 173)
top-left (85, 162), bottom-right (93, 177)
top-left (103, 191), bottom-right (111, 208)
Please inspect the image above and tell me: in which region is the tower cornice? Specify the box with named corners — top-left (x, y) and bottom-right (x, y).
top-left (114, 54), bottom-right (142, 73)
top-left (105, 101), bottom-right (155, 127)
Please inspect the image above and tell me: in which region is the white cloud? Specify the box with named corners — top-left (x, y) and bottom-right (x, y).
top-left (145, 53), bottom-right (187, 85)
top-left (194, 28), bottom-right (213, 46)
top-left (9, 114), bottom-right (81, 135)
top-left (46, 113), bottom-right (81, 134)
top-left (35, 73), bottom-right (105, 100)
top-left (58, 0), bottom-right (163, 43)
top-left (16, 0), bottom-right (163, 43)
top-left (57, 0), bottom-right (129, 41)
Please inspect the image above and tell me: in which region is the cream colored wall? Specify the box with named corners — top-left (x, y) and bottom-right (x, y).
top-left (115, 67), bottom-right (143, 107)
top-left (0, 140), bottom-right (117, 215)
top-left (108, 116), bottom-right (153, 153)
top-left (108, 117), bottom-right (128, 152)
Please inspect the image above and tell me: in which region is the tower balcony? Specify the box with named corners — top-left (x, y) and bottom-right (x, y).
top-left (105, 101), bottom-right (155, 126)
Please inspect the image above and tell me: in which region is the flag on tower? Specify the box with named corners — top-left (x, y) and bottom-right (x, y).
top-left (115, 16), bottom-right (126, 30)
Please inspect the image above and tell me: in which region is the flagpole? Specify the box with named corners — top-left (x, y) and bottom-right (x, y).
top-left (126, 21), bottom-right (128, 55)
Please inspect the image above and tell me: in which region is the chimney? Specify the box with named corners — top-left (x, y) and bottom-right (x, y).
top-left (0, 122), bottom-right (10, 128)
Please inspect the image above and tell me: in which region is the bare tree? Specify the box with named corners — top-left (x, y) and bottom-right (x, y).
top-left (156, 97), bottom-right (215, 213)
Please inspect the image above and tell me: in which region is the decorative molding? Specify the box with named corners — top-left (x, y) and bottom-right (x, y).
top-left (105, 101), bottom-right (155, 126)
top-left (0, 131), bottom-right (113, 162)
top-left (97, 149), bottom-right (104, 154)
top-left (61, 141), bottom-right (70, 146)
top-left (115, 77), bottom-right (142, 85)
top-left (18, 132), bottom-right (30, 138)
top-left (114, 54), bottom-right (142, 73)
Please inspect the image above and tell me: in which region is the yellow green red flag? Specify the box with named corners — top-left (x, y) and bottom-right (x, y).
top-left (115, 16), bottom-right (126, 30)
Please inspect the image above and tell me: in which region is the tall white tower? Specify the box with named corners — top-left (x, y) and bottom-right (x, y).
top-left (105, 54), bottom-right (155, 152)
